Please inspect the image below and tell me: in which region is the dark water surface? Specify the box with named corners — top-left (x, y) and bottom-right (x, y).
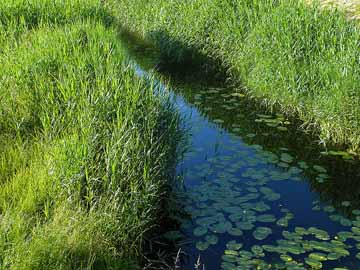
top-left (122, 33), bottom-right (360, 270)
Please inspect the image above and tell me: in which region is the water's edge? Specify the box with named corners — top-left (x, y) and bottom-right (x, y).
top-left (123, 34), bottom-right (360, 270)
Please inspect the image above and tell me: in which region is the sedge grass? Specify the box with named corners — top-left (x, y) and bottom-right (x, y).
top-left (111, 0), bottom-right (360, 153)
top-left (0, 1), bottom-right (181, 269)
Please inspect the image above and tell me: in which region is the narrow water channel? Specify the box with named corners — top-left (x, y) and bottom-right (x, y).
top-left (122, 33), bottom-right (360, 270)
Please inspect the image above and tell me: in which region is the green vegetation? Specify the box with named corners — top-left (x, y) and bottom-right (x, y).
top-left (0, 1), bottom-right (180, 269)
top-left (110, 0), bottom-right (360, 153)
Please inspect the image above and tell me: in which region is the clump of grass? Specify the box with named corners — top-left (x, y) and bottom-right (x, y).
top-left (0, 1), bottom-right (181, 269)
top-left (111, 0), bottom-right (360, 153)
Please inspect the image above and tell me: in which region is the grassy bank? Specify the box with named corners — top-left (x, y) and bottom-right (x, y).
top-left (110, 0), bottom-right (360, 153)
top-left (0, 1), bottom-right (180, 269)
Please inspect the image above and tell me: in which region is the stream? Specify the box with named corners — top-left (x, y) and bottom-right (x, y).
top-left (122, 33), bottom-right (360, 270)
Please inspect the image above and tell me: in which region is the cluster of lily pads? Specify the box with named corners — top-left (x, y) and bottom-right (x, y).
top-left (175, 130), bottom-right (360, 269)
top-left (189, 86), bottom-right (355, 162)
top-left (220, 218), bottom-right (360, 270)
top-left (255, 113), bottom-right (291, 132)
top-left (169, 85), bottom-right (360, 269)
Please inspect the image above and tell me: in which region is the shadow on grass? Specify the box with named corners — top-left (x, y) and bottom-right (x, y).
top-left (118, 25), bottom-right (360, 221)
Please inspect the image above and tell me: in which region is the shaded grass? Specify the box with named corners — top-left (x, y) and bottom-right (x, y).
top-left (110, 0), bottom-right (360, 153)
top-left (0, 1), bottom-right (181, 269)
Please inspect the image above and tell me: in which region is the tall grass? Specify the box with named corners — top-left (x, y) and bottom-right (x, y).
top-left (0, 1), bottom-right (180, 269)
top-left (111, 0), bottom-right (360, 153)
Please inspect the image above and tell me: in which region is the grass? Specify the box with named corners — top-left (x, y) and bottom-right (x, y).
top-left (0, 1), bottom-right (181, 269)
top-left (110, 0), bottom-right (360, 153)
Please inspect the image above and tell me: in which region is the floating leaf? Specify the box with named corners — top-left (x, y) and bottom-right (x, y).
top-left (213, 119), bottom-right (224, 124)
top-left (257, 214), bottom-right (276, 223)
top-left (196, 241), bottom-right (209, 251)
top-left (205, 234), bottom-right (219, 245)
top-left (341, 201), bottom-right (351, 207)
top-left (280, 254), bottom-right (293, 262)
top-left (308, 227), bottom-right (330, 241)
top-left (224, 250), bottom-right (238, 256)
top-left (305, 257), bottom-right (322, 268)
top-left (193, 226), bottom-right (208, 237)
top-left (253, 227), bottom-right (272, 240)
top-left (251, 245), bottom-right (265, 257)
top-left (226, 240), bottom-right (243, 250)
top-left (309, 252), bottom-right (327, 261)
top-left (221, 254), bottom-right (237, 263)
top-left (280, 153), bottom-right (294, 163)
top-left (313, 165), bottom-right (327, 173)
top-left (323, 206), bottom-right (335, 213)
top-left (236, 221), bottom-right (254, 231)
top-left (276, 217), bottom-right (289, 227)
top-left (228, 227), bottom-right (243, 236)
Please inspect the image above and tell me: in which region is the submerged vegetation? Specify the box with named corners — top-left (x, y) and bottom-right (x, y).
top-left (0, 1), bottom-right (180, 269)
top-left (110, 0), bottom-right (360, 154)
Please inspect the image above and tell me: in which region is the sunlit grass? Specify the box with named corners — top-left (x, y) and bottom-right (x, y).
top-left (0, 1), bottom-right (181, 269)
top-left (112, 0), bottom-right (360, 153)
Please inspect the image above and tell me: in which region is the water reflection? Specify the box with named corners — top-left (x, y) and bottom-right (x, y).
top-left (120, 30), bottom-right (360, 270)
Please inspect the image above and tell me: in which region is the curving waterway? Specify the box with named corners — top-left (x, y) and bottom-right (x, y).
top-left (122, 32), bottom-right (360, 270)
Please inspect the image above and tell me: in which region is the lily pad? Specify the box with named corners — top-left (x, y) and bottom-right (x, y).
top-left (280, 153), bottom-right (294, 163)
top-left (193, 226), bottom-right (208, 237)
top-left (305, 257), bottom-right (322, 268)
top-left (237, 221), bottom-right (255, 231)
top-left (257, 214), bottom-right (276, 223)
top-left (309, 252), bottom-right (327, 261)
top-left (196, 241), bottom-right (209, 251)
top-left (205, 234), bottom-right (219, 245)
top-left (323, 206), bottom-right (335, 213)
top-left (253, 227), bottom-right (272, 241)
top-left (313, 165), bottom-right (327, 173)
top-left (226, 240), bottom-right (243, 250)
top-left (277, 217), bottom-right (289, 227)
top-left (341, 201), bottom-right (351, 207)
top-left (228, 227), bottom-right (243, 236)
